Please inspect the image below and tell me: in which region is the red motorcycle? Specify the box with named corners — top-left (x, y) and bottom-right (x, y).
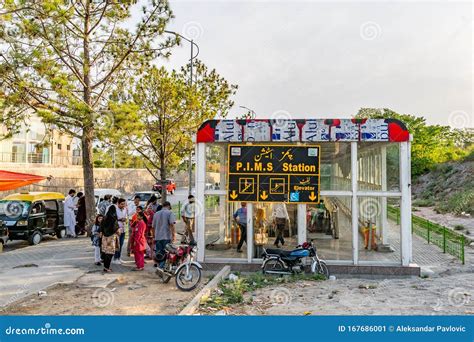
top-left (155, 240), bottom-right (202, 291)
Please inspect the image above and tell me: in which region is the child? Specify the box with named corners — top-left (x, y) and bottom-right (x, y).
top-left (91, 214), bottom-right (104, 266)
top-left (130, 211), bottom-right (147, 271)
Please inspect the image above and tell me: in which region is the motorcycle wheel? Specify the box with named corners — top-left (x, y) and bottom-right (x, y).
top-left (176, 264), bottom-right (201, 291)
top-left (316, 261), bottom-right (330, 279)
top-left (262, 259), bottom-right (285, 275)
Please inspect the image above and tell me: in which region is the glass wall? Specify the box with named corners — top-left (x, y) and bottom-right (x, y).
top-left (307, 196), bottom-right (352, 261)
top-left (252, 202), bottom-right (298, 259)
top-left (320, 142), bottom-right (352, 191)
top-left (358, 196), bottom-right (401, 263)
top-left (203, 195), bottom-right (247, 260)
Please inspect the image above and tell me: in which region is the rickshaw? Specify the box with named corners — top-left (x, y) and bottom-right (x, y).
top-left (0, 192), bottom-right (66, 245)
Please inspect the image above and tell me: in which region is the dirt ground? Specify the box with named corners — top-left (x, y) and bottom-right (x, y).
top-left (198, 247), bottom-right (474, 316)
top-left (0, 266), bottom-right (207, 315)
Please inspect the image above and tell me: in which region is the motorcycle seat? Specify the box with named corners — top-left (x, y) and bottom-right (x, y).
top-left (265, 248), bottom-right (292, 257)
top-left (165, 243), bottom-right (178, 253)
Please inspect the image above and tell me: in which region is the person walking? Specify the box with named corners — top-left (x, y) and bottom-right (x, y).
top-left (233, 202), bottom-right (247, 253)
top-left (76, 192), bottom-right (86, 236)
top-left (130, 211), bottom-right (147, 271)
top-left (91, 214), bottom-right (104, 266)
top-left (181, 195), bottom-right (195, 243)
top-left (272, 203), bottom-right (289, 248)
top-left (113, 198), bottom-right (127, 264)
top-left (152, 201), bottom-right (176, 268)
top-left (64, 189), bottom-right (77, 238)
top-left (100, 205), bottom-right (120, 273)
top-left (126, 195), bottom-right (141, 256)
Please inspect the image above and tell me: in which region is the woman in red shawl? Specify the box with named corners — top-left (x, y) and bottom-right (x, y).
top-left (130, 211), bottom-right (147, 270)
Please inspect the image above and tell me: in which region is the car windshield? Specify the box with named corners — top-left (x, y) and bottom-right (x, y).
top-left (135, 193), bottom-right (153, 202)
top-left (0, 200), bottom-right (31, 220)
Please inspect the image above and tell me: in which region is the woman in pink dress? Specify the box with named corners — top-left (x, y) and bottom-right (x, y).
top-left (130, 211), bottom-right (147, 270)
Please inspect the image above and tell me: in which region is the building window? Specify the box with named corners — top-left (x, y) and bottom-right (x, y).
top-left (57, 144), bottom-right (62, 150)
top-left (67, 145), bottom-right (71, 151)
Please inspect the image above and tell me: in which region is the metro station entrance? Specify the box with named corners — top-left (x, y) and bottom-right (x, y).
top-left (194, 118), bottom-right (412, 266)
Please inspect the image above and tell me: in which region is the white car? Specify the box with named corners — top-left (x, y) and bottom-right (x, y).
top-left (129, 191), bottom-right (161, 209)
top-left (95, 188), bottom-right (122, 207)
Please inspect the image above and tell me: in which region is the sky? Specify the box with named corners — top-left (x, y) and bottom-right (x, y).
top-left (138, 0), bottom-right (473, 128)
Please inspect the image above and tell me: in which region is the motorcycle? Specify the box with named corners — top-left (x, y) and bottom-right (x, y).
top-left (261, 241), bottom-right (329, 278)
top-left (155, 239), bottom-right (202, 291)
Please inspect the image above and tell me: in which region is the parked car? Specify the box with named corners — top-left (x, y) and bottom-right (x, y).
top-left (94, 188), bottom-right (122, 208)
top-left (0, 192), bottom-right (66, 245)
top-left (130, 191), bottom-right (162, 208)
top-left (152, 179), bottom-right (176, 194)
top-left (0, 220), bottom-right (8, 252)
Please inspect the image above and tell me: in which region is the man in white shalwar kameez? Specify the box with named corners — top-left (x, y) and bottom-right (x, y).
top-left (64, 189), bottom-right (77, 237)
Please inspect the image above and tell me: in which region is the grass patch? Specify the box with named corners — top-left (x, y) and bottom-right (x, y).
top-left (200, 273), bottom-right (326, 310)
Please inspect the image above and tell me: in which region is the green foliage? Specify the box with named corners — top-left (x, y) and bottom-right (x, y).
top-left (200, 273), bottom-right (326, 310)
top-left (356, 108), bottom-right (474, 177)
top-left (437, 190), bottom-right (474, 215)
top-left (1, 0), bottom-right (177, 220)
top-left (115, 62), bottom-right (236, 202)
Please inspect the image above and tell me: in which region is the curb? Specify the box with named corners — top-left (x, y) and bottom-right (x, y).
top-left (179, 265), bottom-right (231, 316)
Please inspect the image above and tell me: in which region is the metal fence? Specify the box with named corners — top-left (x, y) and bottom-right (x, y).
top-left (387, 206), bottom-right (466, 264)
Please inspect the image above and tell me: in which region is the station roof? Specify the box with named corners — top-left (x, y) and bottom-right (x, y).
top-left (196, 118), bottom-right (409, 143)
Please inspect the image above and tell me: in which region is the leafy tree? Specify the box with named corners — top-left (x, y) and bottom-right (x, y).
top-left (356, 108), bottom-right (473, 176)
top-left (120, 61), bottom-right (237, 203)
top-left (0, 0), bottom-right (176, 225)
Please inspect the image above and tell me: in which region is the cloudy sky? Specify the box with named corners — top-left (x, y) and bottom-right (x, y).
top-left (154, 0), bottom-right (472, 128)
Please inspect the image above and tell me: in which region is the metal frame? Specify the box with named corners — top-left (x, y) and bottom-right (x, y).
top-left (195, 138), bottom-right (412, 267)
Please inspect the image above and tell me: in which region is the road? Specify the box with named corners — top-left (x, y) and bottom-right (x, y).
top-left (0, 188), bottom-right (192, 308)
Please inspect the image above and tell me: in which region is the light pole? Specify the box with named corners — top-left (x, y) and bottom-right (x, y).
top-left (164, 30), bottom-right (200, 196)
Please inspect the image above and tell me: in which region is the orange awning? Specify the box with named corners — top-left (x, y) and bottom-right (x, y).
top-left (0, 170), bottom-right (45, 191)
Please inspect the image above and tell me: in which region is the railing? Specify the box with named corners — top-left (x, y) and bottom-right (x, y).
top-left (388, 206), bottom-right (466, 264)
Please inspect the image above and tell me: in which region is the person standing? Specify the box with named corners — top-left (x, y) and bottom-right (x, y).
top-left (152, 201), bottom-right (176, 268)
top-left (100, 205), bottom-right (119, 273)
top-left (272, 203), bottom-right (289, 248)
top-left (98, 195), bottom-right (112, 216)
top-left (181, 195), bottom-right (195, 243)
top-left (126, 195), bottom-right (141, 256)
top-left (76, 192), bottom-right (86, 236)
top-left (64, 189), bottom-right (77, 238)
top-left (112, 198), bottom-right (127, 264)
top-left (233, 202), bottom-right (247, 253)
top-left (91, 214), bottom-right (104, 266)
top-left (130, 211), bottom-right (147, 271)
top-left (144, 203), bottom-right (156, 259)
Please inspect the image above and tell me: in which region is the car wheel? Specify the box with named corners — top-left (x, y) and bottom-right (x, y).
top-left (28, 231), bottom-right (42, 245)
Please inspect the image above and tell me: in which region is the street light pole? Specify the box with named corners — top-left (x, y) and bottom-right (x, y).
top-left (164, 31), bottom-right (200, 196)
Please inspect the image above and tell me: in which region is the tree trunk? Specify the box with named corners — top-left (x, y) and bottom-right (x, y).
top-left (82, 125), bottom-right (96, 234)
top-left (82, 0), bottom-right (95, 234)
top-left (160, 155), bottom-right (167, 205)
